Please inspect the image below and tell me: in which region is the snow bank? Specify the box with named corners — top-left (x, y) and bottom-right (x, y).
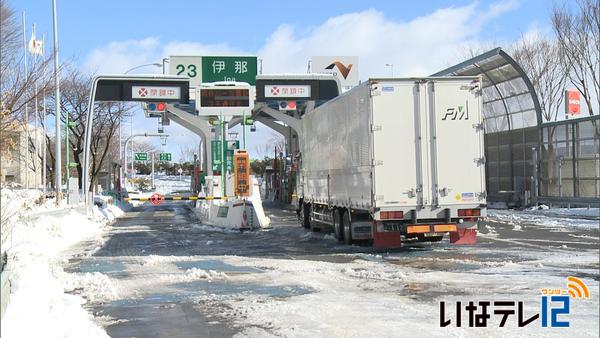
top-left (1, 189), bottom-right (44, 247)
top-left (94, 204), bottom-right (124, 222)
top-left (59, 271), bottom-right (120, 303)
top-left (160, 268), bottom-right (228, 283)
top-left (529, 206), bottom-right (599, 218)
top-left (488, 208), bottom-right (599, 229)
top-left (1, 188), bottom-right (123, 338)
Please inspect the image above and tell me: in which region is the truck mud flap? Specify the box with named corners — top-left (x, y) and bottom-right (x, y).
top-left (449, 228), bottom-right (477, 245)
top-left (373, 231), bottom-right (402, 249)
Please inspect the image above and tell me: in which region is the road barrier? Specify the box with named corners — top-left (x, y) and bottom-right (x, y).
top-left (124, 196), bottom-right (228, 201)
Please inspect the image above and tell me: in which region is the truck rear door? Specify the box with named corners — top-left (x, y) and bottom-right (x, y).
top-left (371, 81), bottom-right (421, 208)
top-left (426, 79), bottom-right (486, 207)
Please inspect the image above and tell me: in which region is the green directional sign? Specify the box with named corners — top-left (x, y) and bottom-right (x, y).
top-left (211, 140), bottom-right (239, 173)
top-left (134, 152), bottom-right (148, 161)
top-left (201, 56), bottom-right (257, 85)
top-left (159, 153), bottom-right (172, 161)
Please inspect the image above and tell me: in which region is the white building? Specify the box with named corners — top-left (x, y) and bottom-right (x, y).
top-left (1, 125), bottom-right (45, 188)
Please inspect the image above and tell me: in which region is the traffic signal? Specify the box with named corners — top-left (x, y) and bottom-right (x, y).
top-left (242, 117), bottom-right (255, 125)
top-left (278, 100), bottom-right (296, 111)
top-left (146, 102), bottom-right (166, 112)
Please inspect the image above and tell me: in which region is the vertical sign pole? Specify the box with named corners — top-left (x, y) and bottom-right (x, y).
top-left (51, 0), bottom-right (62, 201)
top-left (22, 12), bottom-right (29, 189)
top-left (220, 112), bottom-right (226, 197)
top-left (564, 90), bottom-right (569, 120)
top-left (65, 107), bottom-right (70, 202)
top-left (151, 152), bottom-right (155, 189)
top-left (119, 117), bottom-right (122, 184)
top-left (242, 111), bottom-right (246, 149)
top-left (130, 115), bottom-right (133, 174)
top-left (42, 33), bottom-right (47, 193)
top-left (33, 24), bottom-right (39, 188)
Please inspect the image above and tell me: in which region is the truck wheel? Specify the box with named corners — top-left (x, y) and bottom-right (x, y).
top-left (298, 203), bottom-right (304, 226)
top-left (301, 203), bottom-right (311, 229)
top-left (296, 202), bottom-right (302, 222)
top-left (310, 206), bottom-right (320, 232)
top-left (333, 209), bottom-right (343, 241)
top-left (342, 209), bottom-right (352, 245)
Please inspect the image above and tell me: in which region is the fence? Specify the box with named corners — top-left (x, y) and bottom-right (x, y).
top-left (539, 115), bottom-right (600, 204)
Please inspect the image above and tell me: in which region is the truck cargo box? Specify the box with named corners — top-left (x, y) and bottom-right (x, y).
top-left (298, 77), bottom-right (486, 247)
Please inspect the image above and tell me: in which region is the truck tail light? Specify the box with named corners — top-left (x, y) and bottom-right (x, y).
top-left (380, 211), bottom-right (404, 220)
top-left (458, 208), bottom-right (480, 217)
top-left (458, 208), bottom-right (480, 222)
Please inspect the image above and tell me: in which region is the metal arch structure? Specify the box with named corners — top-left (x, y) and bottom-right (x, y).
top-left (82, 74), bottom-right (189, 205)
top-left (432, 47), bottom-right (544, 205)
top-left (432, 47), bottom-right (542, 128)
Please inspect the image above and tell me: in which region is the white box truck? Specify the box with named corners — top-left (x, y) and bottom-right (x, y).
top-left (297, 77), bottom-right (486, 249)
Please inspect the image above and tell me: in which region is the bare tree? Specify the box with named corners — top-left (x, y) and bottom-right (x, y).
top-left (46, 67), bottom-right (134, 191)
top-left (511, 35), bottom-right (572, 191)
top-left (131, 139), bottom-right (157, 167)
top-left (253, 131), bottom-right (285, 159)
top-left (552, 0), bottom-right (599, 116)
top-left (132, 139), bottom-right (157, 154)
top-left (1, 2), bottom-right (53, 163)
top-left (178, 144), bottom-right (196, 163)
top-left (511, 36), bottom-right (568, 122)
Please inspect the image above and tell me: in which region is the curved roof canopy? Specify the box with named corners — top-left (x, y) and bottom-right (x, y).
top-left (432, 47), bottom-right (542, 133)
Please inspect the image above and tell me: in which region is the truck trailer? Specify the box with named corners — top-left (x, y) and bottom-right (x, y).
top-left (297, 77), bottom-right (486, 249)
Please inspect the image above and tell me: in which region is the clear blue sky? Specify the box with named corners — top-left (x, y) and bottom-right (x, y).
top-left (16, 0), bottom-right (555, 59)
top-left (10, 0), bottom-right (566, 161)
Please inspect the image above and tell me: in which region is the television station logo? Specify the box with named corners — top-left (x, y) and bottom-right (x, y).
top-left (440, 276), bottom-right (590, 328)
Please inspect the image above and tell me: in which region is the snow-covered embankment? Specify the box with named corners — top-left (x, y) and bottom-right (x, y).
top-left (0, 188), bottom-right (123, 338)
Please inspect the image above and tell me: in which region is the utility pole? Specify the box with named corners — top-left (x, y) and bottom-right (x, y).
top-left (52, 0), bottom-right (62, 200)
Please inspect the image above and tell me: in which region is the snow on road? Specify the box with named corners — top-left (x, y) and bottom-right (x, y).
top-left (188, 251), bottom-right (599, 337)
top-left (1, 188), bottom-right (123, 338)
top-left (85, 249), bottom-right (598, 337)
top-left (66, 215), bottom-right (598, 338)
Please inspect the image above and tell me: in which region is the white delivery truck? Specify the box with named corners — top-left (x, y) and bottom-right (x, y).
top-left (297, 77), bottom-right (486, 249)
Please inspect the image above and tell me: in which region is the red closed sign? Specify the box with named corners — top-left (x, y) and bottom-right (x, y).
top-left (566, 90), bottom-right (580, 116)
